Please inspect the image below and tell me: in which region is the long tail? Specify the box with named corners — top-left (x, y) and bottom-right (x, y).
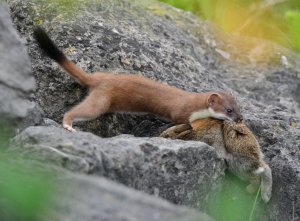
top-left (33, 27), bottom-right (91, 86)
top-left (260, 163), bottom-right (272, 203)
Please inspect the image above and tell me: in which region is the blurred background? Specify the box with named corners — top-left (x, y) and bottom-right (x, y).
top-left (159, 0), bottom-right (300, 55)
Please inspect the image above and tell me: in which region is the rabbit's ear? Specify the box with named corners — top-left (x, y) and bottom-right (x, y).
top-left (159, 125), bottom-right (178, 138)
top-left (160, 124), bottom-right (194, 140)
top-left (173, 124), bottom-right (192, 133)
top-left (174, 129), bottom-right (194, 140)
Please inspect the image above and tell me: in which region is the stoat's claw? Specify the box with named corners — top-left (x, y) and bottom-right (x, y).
top-left (63, 124), bottom-right (76, 132)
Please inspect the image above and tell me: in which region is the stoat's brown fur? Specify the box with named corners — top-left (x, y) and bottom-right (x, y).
top-left (160, 118), bottom-right (272, 203)
top-left (33, 27), bottom-right (243, 132)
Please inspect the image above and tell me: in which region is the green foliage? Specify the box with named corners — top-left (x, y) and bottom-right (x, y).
top-left (0, 121), bottom-right (15, 150)
top-left (159, 0), bottom-right (300, 54)
top-left (39, 0), bottom-right (84, 11)
top-left (32, 0), bottom-right (89, 21)
top-left (0, 157), bottom-right (54, 221)
top-left (285, 10), bottom-right (300, 51)
top-left (205, 173), bottom-right (265, 221)
top-left (249, 185), bottom-right (261, 221)
top-left (0, 123), bottom-right (55, 221)
top-left (160, 0), bottom-right (203, 13)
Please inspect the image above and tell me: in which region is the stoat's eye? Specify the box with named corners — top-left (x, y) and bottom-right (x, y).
top-left (226, 108), bottom-right (233, 114)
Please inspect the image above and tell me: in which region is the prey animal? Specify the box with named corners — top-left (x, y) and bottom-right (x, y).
top-left (160, 118), bottom-right (272, 203)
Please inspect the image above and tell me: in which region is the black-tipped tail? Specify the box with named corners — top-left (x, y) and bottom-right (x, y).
top-left (33, 27), bottom-right (66, 63)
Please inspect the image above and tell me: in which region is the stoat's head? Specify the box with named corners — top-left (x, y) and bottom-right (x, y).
top-left (207, 91), bottom-right (243, 123)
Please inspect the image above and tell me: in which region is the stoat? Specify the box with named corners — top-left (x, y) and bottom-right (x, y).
top-left (33, 27), bottom-right (243, 132)
top-left (160, 118), bottom-right (272, 203)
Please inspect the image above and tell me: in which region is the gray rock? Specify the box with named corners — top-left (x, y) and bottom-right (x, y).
top-left (46, 173), bottom-right (213, 221)
top-left (0, 156), bottom-right (213, 221)
top-left (7, 0), bottom-right (300, 220)
top-left (11, 126), bottom-right (225, 209)
top-left (0, 3), bottom-right (35, 131)
top-left (8, 0), bottom-right (226, 137)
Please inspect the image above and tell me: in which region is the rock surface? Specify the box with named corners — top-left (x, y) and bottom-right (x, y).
top-left (6, 0), bottom-right (300, 220)
top-left (1, 2), bottom-right (214, 220)
top-left (47, 173), bottom-right (213, 221)
top-left (0, 156), bottom-right (213, 221)
top-left (11, 126), bottom-right (225, 209)
top-left (0, 3), bottom-right (35, 132)
top-left (8, 0), bottom-right (227, 137)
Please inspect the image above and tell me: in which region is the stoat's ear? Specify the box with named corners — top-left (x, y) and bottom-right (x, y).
top-left (208, 93), bottom-right (222, 106)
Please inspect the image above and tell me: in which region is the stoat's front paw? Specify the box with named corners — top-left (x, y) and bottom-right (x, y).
top-left (63, 124), bottom-right (76, 132)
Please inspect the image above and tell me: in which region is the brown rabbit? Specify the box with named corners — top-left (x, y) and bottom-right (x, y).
top-left (160, 118), bottom-right (272, 203)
